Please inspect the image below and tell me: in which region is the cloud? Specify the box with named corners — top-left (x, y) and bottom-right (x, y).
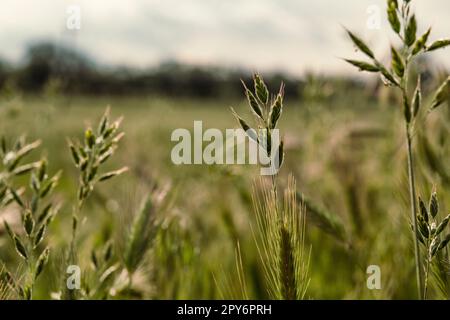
top-left (0, 0), bottom-right (448, 75)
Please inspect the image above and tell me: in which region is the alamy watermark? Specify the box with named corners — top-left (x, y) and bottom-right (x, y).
top-left (66, 5), bottom-right (81, 30)
top-left (66, 265), bottom-right (81, 290)
top-left (366, 5), bottom-right (382, 30)
top-left (366, 265), bottom-right (381, 290)
top-left (171, 121), bottom-right (282, 176)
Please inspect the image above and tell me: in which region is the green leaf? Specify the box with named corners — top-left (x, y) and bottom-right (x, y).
top-left (33, 223), bottom-right (47, 248)
top-left (412, 28), bottom-right (431, 55)
top-left (411, 223), bottom-right (425, 245)
top-left (412, 77), bottom-right (421, 117)
top-left (37, 203), bottom-right (52, 224)
top-left (431, 238), bottom-right (440, 257)
top-left (3, 220), bottom-right (15, 240)
top-left (13, 236), bottom-right (28, 260)
top-left (23, 210), bottom-right (34, 236)
top-left (344, 59), bottom-right (379, 72)
top-left (388, 0), bottom-right (398, 10)
top-left (419, 197), bottom-right (428, 223)
top-left (39, 172), bottom-right (61, 198)
top-left (405, 15), bottom-right (417, 47)
top-left (417, 215), bottom-right (429, 239)
top-left (430, 77), bottom-right (450, 110)
top-left (35, 248), bottom-right (50, 279)
top-left (9, 140), bottom-right (42, 171)
top-left (429, 192), bottom-right (439, 218)
top-left (37, 159), bottom-right (47, 181)
top-left (387, 3), bottom-right (400, 34)
top-left (231, 107), bottom-right (257, 142)
top-left (436, 214), bottom-right (450, 235)
top-left (391, 46), bottom-right (404, 77)
top-left (426, 39), bottom-right (450, 52)
top-left (98, 167), bottom-right (128, 182)
top-left (242, 82), bottom-right (264, 120)
top-left (269, 86), bottom-right (284, 129)
top-left (69, 142), bottom-right (81, 166)
top-left (276, 139), bottom-right (284, 168)
top-left (375, 62), bottom-right (399, 86)
top-left (85, 129), bottom-right (95, 149)
top-left (12, 163), bottom-right (38, 176)
top-left (97, 109), bottom-right (110, 135)
top-left (10, 188), bottom-right (24, 208)
top-left (346, 29), bottom-right (375, 59)
top-left (438, 234), bottom-right (450, 251)
top-left (254, 74), bottom-right (269, 104)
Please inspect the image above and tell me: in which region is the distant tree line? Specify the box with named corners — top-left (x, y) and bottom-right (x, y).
top-left (0, 42), bottom-right (390, 103)
top-left (0, 42), bottom-right (308, 99)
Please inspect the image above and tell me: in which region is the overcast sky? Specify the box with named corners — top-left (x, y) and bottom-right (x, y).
top-left (1, 0), bottom-right (449, 75)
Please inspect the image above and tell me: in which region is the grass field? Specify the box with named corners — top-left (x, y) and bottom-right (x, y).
top-left (1, 87), bottom-right (448, 299)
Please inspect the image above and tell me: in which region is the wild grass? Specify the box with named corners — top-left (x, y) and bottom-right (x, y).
top-left (415, 191), bottom-right (450, 299)
top-left (344, 0), bottom-right (449, 299)
top-left (229, 75), bottom-right (310, 300)
top-left (0, 136), bottom-right (60, 299)
top-left (0, 83), bottom-right (448, 299)
top-left (0, 1), bottom-right (449, 301)
top-left (63, 108), bottom-right (128, 299)
top-left (252, 176), bottom-right (310, 300)
top-left (123, 195), bottom-right (157, 286)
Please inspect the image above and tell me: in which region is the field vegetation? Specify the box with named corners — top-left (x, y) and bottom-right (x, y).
top-left (0, 0), bottom-right (449, 299)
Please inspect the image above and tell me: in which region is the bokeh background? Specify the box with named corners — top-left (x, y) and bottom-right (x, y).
top-left (0, 0), bottom-right (449, 299)
top-left (2, 0), bottom-right (450, 74)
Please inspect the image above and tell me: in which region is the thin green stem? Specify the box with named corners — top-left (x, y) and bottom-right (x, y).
top-left (68, 143), bottom-right (96, 269)
top-left (24, 240), bottom-right (35, 300)
top-left (405, 123), bottom-right (423, 299)
top-left (400, 36), bottom-right (423, 299)
top-left (423, 250), bottom-right (431, 300)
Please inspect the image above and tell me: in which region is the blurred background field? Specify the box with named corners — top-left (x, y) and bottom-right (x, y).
top-left (0, 0), bottom-right (449, 300)
top-left (1, 77), bottom-right (448, 298)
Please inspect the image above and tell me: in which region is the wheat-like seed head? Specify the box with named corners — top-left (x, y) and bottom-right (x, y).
top-left (124, 195), bottom-right (157, 274)
top-left (252, 175), bottom-right (310, 300)
top-left (69, 108), bottom-right (128, 209)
